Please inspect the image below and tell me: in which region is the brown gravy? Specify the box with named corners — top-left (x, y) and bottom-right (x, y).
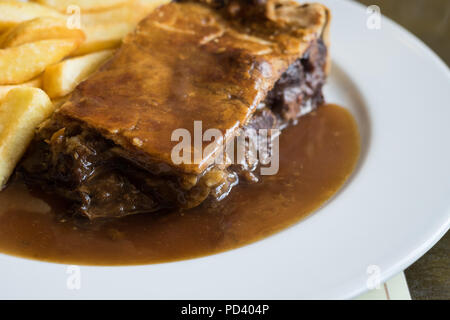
top-left (0, 104), bottom-right (360, 265)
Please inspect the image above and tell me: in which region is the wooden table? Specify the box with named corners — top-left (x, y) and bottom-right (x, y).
top-left (356, 0), bottom-right (450, 300)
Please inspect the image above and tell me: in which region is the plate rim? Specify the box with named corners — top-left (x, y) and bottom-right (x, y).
top-left (0, 0), bottom-right (449, 299)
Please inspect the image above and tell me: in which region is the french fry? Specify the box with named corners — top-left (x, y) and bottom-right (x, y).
top-left (72, 23), bottom-right (134, 56)
top-left (81, 0), bottom-right (170, 26)
top-left (0, 77), bottom-right (42, 102)
top-left (43, 49), bottom-right (114, 98)
top-left (0, 0), bottom-right (64, 32)
top-left (138, 0), bottom-right (171, 10)
top-left (0, 39), bottom-right (79, 85)
top-left (138, 0), bottom-right (170, 7)
top-left (0, 17), bottom-right (85, 49)
top-left (32, 0), bottom-right (131, 13)
top-left (72, 1), bottom-right (168, 56)
top-left (0, 87), bottom-right (54, 189)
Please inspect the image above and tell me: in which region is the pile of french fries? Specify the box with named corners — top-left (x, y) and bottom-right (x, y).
top-left (0, 0), bottom-right (169, 188)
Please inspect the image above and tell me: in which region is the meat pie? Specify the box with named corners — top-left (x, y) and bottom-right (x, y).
top-left (21, 0), bottom-right (331, 219)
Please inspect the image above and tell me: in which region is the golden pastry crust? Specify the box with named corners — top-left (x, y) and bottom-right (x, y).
top-left (56, 0), bottom-right (330, 174)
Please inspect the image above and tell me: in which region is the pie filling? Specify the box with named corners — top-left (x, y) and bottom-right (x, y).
top-left (21, 40), bottom-right (327, 219)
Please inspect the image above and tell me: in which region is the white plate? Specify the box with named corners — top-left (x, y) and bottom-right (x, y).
top-left (1, 0), bottom-right (449, 299)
